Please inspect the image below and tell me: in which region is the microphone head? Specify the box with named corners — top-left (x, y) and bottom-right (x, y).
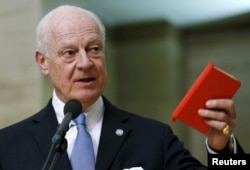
top-left (63, 99), bottom-right (82, 119)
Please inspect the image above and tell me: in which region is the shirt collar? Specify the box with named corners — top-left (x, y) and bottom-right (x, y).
top-left (52, 90), bottom-right (104, 131)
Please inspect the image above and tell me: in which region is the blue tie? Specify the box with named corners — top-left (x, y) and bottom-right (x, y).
top-left (70, 114), bottom-right (95, 170)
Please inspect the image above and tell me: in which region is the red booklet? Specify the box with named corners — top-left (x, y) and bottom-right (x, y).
top-left (171, 63), bottom-right (241, 133)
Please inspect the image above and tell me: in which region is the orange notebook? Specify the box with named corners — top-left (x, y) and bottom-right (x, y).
top-left (171, 63), bottom-right (241, 133)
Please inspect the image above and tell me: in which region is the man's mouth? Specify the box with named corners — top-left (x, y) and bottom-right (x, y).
top-left (77, 78), bottom-right (95, 83)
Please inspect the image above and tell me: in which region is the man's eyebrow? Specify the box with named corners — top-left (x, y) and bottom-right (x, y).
top-left (88, 36), bottom-right (103, 43)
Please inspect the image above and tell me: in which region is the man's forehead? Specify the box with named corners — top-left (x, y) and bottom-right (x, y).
top-left (46, 12), bottom-right (99, 39)
top-left (49, 9), bottom-right (95, 28)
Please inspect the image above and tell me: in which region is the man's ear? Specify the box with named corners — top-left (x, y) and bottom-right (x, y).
top-left (35, 51), bottom-right (49, 75)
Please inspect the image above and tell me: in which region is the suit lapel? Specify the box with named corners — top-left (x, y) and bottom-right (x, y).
top-left (95, 98), bottom-right (132, 170)
top-left (28, 97), bottom-right (132, 169)
top-left (29, 100), bottom-right (72, 170)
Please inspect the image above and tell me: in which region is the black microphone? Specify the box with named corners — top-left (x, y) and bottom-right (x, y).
top-left (42, 99), bottom-right (82, 170)
top-left (52, 99), bottom-right (82, 144)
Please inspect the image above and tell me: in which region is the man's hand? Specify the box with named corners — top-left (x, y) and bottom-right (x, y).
top-left (198, 99), bottom-right (237, 150)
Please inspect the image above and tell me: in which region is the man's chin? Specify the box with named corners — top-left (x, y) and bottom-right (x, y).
top-left (72, 93), bottom-right (99, 106)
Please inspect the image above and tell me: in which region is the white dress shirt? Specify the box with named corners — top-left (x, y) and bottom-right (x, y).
top-left (52, 90), bottom-right (104, 160)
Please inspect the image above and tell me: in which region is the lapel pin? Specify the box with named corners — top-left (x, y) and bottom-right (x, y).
top-left (115, 129), bottom-right (124, 136)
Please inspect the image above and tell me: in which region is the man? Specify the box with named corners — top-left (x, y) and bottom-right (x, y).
top-left (0, 5), bottom-right (244, 170)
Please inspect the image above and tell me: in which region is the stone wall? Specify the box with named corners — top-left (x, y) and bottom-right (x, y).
top-left (0, 0), bottom-right (42, 128)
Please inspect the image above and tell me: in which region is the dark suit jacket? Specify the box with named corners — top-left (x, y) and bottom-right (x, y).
top-left (0, 97), bottom-right (208, 170)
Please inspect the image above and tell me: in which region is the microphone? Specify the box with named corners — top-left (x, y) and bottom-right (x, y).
top-left (42, 99), bottom-right (82, 170)
top-left (52, 99), bottom-right (82, 144)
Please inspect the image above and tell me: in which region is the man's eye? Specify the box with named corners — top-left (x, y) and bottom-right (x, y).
top-left (89, 47), bottom-right (99, 52)
top-left (92, 47), bottom-right (100, 52)
top-left (87, 46), bottom-right (102, 56)
top-left (60, 50), bottom-right (77, 62)
top-left (65, 50), bottom-right (76, 56)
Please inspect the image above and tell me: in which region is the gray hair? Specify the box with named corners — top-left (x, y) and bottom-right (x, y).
top-left (36, 5), bottom-right (106, 56)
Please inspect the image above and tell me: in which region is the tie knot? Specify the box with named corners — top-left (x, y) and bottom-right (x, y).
top-left (73, 113), bottom-right (86, 125)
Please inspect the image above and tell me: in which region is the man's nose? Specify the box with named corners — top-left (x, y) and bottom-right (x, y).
top-left (76, 50), bottom-right (93, 69)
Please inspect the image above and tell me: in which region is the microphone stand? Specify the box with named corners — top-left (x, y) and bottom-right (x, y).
top-left (42, 128), bottom-right (68, 170)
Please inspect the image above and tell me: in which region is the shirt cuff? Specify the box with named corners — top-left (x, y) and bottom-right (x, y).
top-left (206, 134), bottom-right (237, 154)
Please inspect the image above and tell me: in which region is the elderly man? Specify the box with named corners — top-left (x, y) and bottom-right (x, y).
top-left (0, 5), bottom-right (244, 170)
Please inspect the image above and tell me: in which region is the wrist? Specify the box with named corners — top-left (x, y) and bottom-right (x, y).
top-left (207, 134), bottom-right (235, 154)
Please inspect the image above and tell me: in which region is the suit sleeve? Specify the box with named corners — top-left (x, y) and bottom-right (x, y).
top-left (162, 125), bottom-right (207, 170)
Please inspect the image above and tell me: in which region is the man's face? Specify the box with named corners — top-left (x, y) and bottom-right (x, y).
top-left (37, 11), bottom-right (107, 110)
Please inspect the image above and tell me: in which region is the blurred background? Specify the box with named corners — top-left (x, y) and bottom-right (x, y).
top-left (1, 0), bottom-right (250, 165)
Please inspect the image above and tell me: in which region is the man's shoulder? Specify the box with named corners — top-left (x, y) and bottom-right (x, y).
top-left (103, 96), bottom-right (172, 132)
top-left (124, 110), bottom-right (172, 133)
top-left (0, 99), bottom-right (53, 137)
top-left (0, 110), bottom-right (41, 136)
